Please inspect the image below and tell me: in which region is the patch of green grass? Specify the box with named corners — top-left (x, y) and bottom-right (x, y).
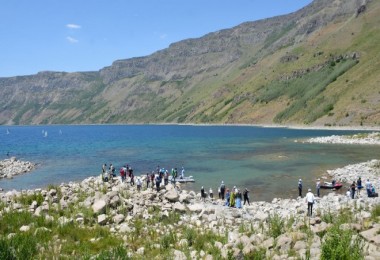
top-left (14, 192), bottom-right (44, 207)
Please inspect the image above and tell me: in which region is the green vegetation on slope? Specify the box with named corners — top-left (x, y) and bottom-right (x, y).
top-left (254, 58), bottom-right (358, 124)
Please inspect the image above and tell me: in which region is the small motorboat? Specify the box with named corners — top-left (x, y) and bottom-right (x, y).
top-left (320, 181), bottom-right (343, 190)
top-left (169, 176), bottom-right (195, 183)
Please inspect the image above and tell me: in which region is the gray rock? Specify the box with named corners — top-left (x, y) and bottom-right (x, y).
top-left (360, 226), bottom-right (380, 246)
top-left (293, 240), bottom-right (307, 251)
top-left (188, 203), bottom-right (203, 213)
top-left (97, 214), bottom-right (108, 225)
top-left (20, 225), bottom-right (30, 232)
top-left (113, 214), bottom-right (125, 224)
top-left (276, 235), bottom-right (292, 251)
top-left (92, 199), bottom-right (107, 214)
top-left (262, 237), bottom-right (274, 249)
top-left (173, 202), bottom-right (187, 213)
top-left (172, 249), bottom-right (187, 260)
top-left (165, 189), bottom-right (179, 202)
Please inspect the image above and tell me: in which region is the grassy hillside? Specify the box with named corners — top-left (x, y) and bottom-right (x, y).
top-left (0, 0), bottom-right (379, 127)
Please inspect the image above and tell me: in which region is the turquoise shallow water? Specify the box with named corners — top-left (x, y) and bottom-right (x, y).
top-left (1, 125), bottom-right (379, 201)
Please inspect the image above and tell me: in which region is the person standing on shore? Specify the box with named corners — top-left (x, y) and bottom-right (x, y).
top-left (243, 188), bottom-right (250, 205)
top-left (230, 189), bottom-right (236, 207)
top-left (298, 179), bottom-right (303, 197)
top-left (220, 181), bottom-right (225, 200)
top-left (350, 181), bottom-right (356, 199)
top-left (164, 170), bottom-right (169, 185)
top-left (146, 173), bottom-right (150, 188)
top-left (136, 177), bottom-right (142, 192)
top-left (209, 188), bottom-right (213, 201)
top-left (201, 186), bottom-right (205, 201)
top-left (316, 179), bottom-right (321, 197)
top-left (155, 175), bottom-right (161, 192)
top-left (150, 172), bottom-right (155, 189)
top-left (305, 188), bottom-right (315, 216)
top-left (366, 179), bottom-right (371, 196)
top-left (236, 189), bottom-right (242, 208)
top-left (225, 189), bottom-right (230, 206)
top-left (120, 167), bottom-right (126, 182)
top-left (357, 177), bottom-right (362, 196)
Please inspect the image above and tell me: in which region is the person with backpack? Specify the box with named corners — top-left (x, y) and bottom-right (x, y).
top-left (155, 175), bottom-right (161, 192)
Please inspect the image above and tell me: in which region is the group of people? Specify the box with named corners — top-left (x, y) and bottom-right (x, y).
top-left (347, 177), bottom-right (378, 199)
top-left (200, 181), bottom-right (251, 209)
top-left (102, 163), bottom-right (185, 193)
top-left (298, 176), bottom-right (379, 217)
top-left (101, 163), bottom-right (116, 182)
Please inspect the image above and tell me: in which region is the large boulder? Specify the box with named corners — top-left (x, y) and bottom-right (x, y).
top-left (188, 203), bottom-right (203, 213)
top-left (165, 189), bottom-right (179, 202)
top-left (92, 199), bottom-right (107, 214)
top-left (360, 226), bottom-right (380, 246)
top-left (173, 202), bottom-right (187, 213)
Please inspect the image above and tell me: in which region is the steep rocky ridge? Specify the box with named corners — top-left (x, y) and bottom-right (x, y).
top-left (0, 0), bottom-right (378, 126)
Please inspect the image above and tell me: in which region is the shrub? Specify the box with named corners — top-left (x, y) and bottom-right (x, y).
top-left (321, 225), bottom-right (363, 260)
top-left (371, 204), bottom-right (380, 220)
top-left (267, 213), bottom-right (284, 238)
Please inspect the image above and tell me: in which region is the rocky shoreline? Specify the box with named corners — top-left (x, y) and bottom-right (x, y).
top-left (0, 157), bottom-right (36, 180)
top-left (305, 132), bottom-right (380, 145)
top-left (1, 159), bottom-right (380, 259)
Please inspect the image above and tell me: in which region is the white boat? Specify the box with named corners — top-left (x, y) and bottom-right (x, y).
top-left (169, 175), bottom-right (195, 183)
top-left (6, 129), bottom-right (10, 134)
top-left (44, 131), bottom-right (48, 137)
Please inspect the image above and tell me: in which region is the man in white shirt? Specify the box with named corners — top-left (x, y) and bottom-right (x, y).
top-left (305, 188), bottom-right (315, 217)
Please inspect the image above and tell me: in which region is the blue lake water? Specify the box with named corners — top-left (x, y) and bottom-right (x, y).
top-left (1, 125), bottom-right (379, 201)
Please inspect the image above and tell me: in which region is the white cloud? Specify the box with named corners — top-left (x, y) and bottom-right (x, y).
top-left (66, 36), bottom-right (79, 43)
top-left (66, 23), bottom-right (81, 29)
top-left (160, 34), bottom-right (167, 39)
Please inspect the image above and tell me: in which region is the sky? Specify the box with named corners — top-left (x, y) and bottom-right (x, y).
top-left (0, 0), bottom-right (313, 78)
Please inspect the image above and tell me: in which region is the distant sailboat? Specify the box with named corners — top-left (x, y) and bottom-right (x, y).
top-left (6, 128), bottom-right (10, 134)
top-left (59, 129), bottom-right (62, 135)
top-left (44, 131), bottom-right (48, 137)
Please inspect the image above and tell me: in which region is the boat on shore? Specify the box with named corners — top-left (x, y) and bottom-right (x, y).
top-left (169, 176), bottom-right (195, 183)
top-left (320, 181), bottom-right (343, 190)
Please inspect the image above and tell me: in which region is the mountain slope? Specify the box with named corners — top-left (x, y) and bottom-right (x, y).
top-left (0, 0), bottom-right (378, 127)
